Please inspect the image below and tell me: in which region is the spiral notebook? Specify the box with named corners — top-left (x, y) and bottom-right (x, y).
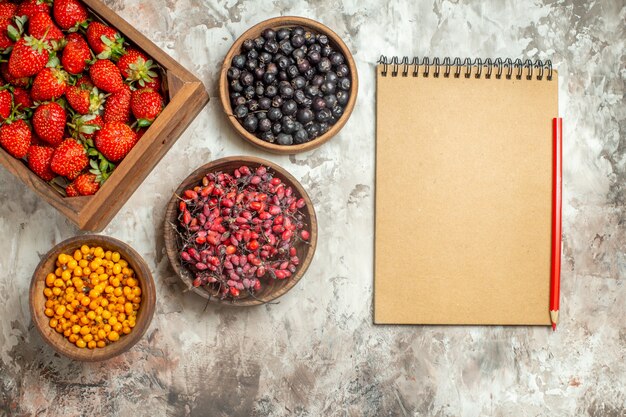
top-left (375, 57), bottom-right (559, 325)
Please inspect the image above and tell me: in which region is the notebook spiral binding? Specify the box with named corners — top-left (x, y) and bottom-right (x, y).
top-left (378, 55), bottom-right (553, 81)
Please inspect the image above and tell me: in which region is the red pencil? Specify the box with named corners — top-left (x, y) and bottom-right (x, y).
top-left (550, 118), bottom-right (563, 331)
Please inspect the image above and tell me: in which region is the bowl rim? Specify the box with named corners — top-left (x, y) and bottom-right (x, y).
top-left (29, 235), bottom-right (156, 362)
top-left (164, 155), bottom-right (318, 306)
top-left (219, 15), bottom-right (359, 155)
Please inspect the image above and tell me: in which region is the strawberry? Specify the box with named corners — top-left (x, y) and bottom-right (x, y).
top-left (8, 35), bottom-right (50, 78)
top-left (0, 18), bottom-right (15, 50)
top-left (143, 74), bottom-right (161, 92)
top-left (0, 119), bottom-right (31, 158)
top-left (131, 88), bottom-right (164, 126)
top-left (31, 67), bottom-right (67, 101)
top-left (53, 0), bottom-right (88, 31)
top-left (103, 84), bottom-right (130, 123)
top-left (12, 87), bottom-right (33, 109)
top-left (89, 59), bottom-right (124, 93)
top-left (17, 0), bottom-right (52, 19)
top-left (27, 144), bottom-right (56, 181)
top-left (65, 182), bottom-right (79, 197)
top-left (0, 89), bottom-right (11, 120)
top-left (86, 22), bottom-right (125, 60)
top-left (66, 85), bottom-right (105, 115)
top-left (73, 173), bottom-right (100, 196)
top-left (94, 121), bottom-right (138, 162)
top-left (61, 33), bottom-right (90, 74)
top-left (68, 113), bottom-right (103, 141)
top-left (74, 74), bottom-right (93, 89)
top-left (33, 102), bottom-right (66, 146)
top-left (0, 3), bottom-right (17, 19)
top-left (50, 138), bottom-right (87, 178)
top-left (0, 62), bottom-right (30, 88)
top-left (117, 48), bottom-right (160, 89)
top-left (28, 12), bottom-right (64, 43)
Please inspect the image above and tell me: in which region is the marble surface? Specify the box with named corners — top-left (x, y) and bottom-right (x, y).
top-left (1, 0), bottom-right (624, 416)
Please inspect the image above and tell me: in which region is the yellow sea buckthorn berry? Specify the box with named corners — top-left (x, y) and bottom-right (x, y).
top-left (119, 259), bottom-right (128, 268)
top-left (97, 329), bottom-right (106, 339)
top-left (108, 331), bottom-right (119, 342)
top-left (73, 250), bottom-right (82, 261)
top-left (61, 270), bottom-right (72, 281)
top-left (88, 340), bottom-right (97, 349)
top-left (88, 301), bottom-right (99, 311)
top-left (73, 267), bottom-right (83, 277)
top-left (123, 302), bottom-right (133, 315)
top-left (63, 311), bottom-right (71, 319)
top-left (67, 259), bottom-right (77, 270)
top-left (110, 277), bottom-right (120, 288)
top-left (76, 292), bottom-right (84, 301)
top-left (76, 339), bottom-right (86, 348)
top-left (112, 287), bottom-right (122, 297)
top-left (115, 296), bottom-right (125, 305)
top-left (69, 334), bottom-right (79, 343)
top-left (95, 306), bottom-right (104, 315)
top-left (128, 320), bottom-right (136, 328)
top-left (79, 259), bottom-right (88, 268)
top-left (82, 267), bottom-right (91, 276)
top-left (57, 254), bottom-right (68, 264)
top-left (89, 261), bottom-right (99, 270)
top-left (80, 316), bottom-right (90, 325)
top-left (43, 288), bottom-right (53, 298)
top-left (71, 324), bottom-right (81, 334)
top-left (103, 324), bottom-right (112, 333)
top-left (102, 310), bottom-right (111, 320)
top-left (105, 250), bottom-right (112, 260)
top-left (127, 278), bottom-right (138, 288)
top-left (104, 285), bottom-right (114, 294)
top-left (55, 267), bottom-right (63, 277)
top-left (122, 287), bottom-right (131, 297)
top-left (86, 311), bottom-right (96, 320)
top-left (110, 252), bottom-right (119, 262)
top-left (94, 247), bottom-right (104, 258)
top-left (108, 316), bottom-right (118, 325)
top-left (65, 293), bottom-right (75, 303)
top-left (97, 340), bottom-right (106, 348)
top-left (122, 326), bottom-right (131, 335)
top-left (55, 305), bottom-right (66, 316)
top-left (83, 334), bottom-right (93, 342)
top-left (81, 297), bottom-right (90, 307)
top-left (98, 273), bottom-right (108, 282)
top-left (90, 278), bottom-right (99, 286)
top-left (112, 323), bottom-right (122, 333)
top-left (100, 299), bottom-right (109, 307)
top-left (111, 264), bottom-right (121, 275)
top-left (66, 286), bottom-right (75, 294)
top-left (49, 318), bottom-right (58, 328)
top-left (121, 268), bottom-right (130, 277)
top-left (88, 289), bottom-right (99, 299)
top-left (95, 267), bottom-right (104, 275)
top-left (53, 278), bottom-right (64, 288)
top-left (52, 287), bottom-right (62, 296)
top-left (64, 329), bottom-right (72, 337)
top-left (81, 245), bottom-right (90, 255)
top-left (79, 326), bottom-right (90, 336)
top-left (70, 314), bottom-right (78, 323)
top-left (55, 325), bottom-right (63, 333)
top-left (45, 273), bottom-right (56, 287)
top-left (45, 299), bottom-right (54, 308)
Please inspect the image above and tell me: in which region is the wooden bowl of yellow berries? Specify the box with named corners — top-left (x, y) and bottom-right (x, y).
top-left (29, 235), bottom-right (156, 361)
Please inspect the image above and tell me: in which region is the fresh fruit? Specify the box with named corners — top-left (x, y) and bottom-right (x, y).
top-left (0, 3), bottom-right (17, 19)
top-left (61, 33), bottom-right (90, 74)
top-left (50, 138), bottom-right (88, 178)
top-left (8, 35), bottom-right (50, 78)
top-left (53, 0), bottom-right (88, 30)
top-left (0, 62), bottom-right (30, 88)
top-left (33, 102), bottom-right (66, 146)
top-left (73, 173), bottom-right (99, 195)
top-left (42, 245), bottom-right (140, 348)
top-left (94, 121), bottom-right (137, 162)
top-left (12, 87), bottom-right (33, 109)
top-left (103, 84), bottom-right (130, 123)
top-left (66, 85), bottom-right (105, 114)
top-left (176, 165), bottom-right (308, 299)
top-left (31, 67), bottom-right (68, 101)
top-left (64, 182), bottom-right (79, 196)
top-left (117, 48), bottom-right (158, 88)
top-left (17, 0), bottom-right (52, 19)
top-left (131, 88), bottom-right (163, 126)
top-left (89, 59), bottom-right (124, 93)
top-left (0, 89), bottom-right (12, 120)
top-left (27, 145), bottom-right (56, 181)
top-left (86, 22), bottom-right (124, 60)
top-left (0, 18), bottom-right (16, 51)
top-left (68, 113), bottom-right (102, 140)
top-left (0, 119), bottom-right (32, 158)
top-left (28, 12), bottom-right (64, 45)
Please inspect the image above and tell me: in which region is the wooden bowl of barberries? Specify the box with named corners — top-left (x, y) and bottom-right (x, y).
top-left (164, 156), bottom-right (318, 305)
top-left (219, 16), bottom-right (358, 154)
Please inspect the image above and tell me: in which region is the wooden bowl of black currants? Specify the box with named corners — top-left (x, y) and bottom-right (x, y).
top-left (220, 16), bottom-right (358, 154)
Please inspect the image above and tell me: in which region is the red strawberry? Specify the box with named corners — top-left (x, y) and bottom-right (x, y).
top-left (66, 86), bottom-right (89, 114)
top-left (33, 102), bottom-right (66, 146)
top-left (0, 62), bottom-right (30, 88)
top-left (0, 89), bottom-right (11, 120)
top-left (74, 74), bottom-right (93, 89)
top-left (103, 84), bottom-right (131, 123)
top-left (61, 33), bottom-right (90, 74)
top-left (131, 88), bottom-right (164, 126)
top-left (94, 121), bottom-right (138, 162)
top-left (143, 74), bottom-right (161, 92)
top-left (117, 49), bottom-right (147, 78)
top-left (73, 173), bottom-right (100, 196)
top-left (89, 59), bottom-right (124, 93)
top-left (117, 48), bottom-right (160, 89)
top-left (50, 138), bottom-right (87, 178)
top-left (0, 18), bottom-right (15, 50)
top-left (53, 0), bottom-right (88, 30)
top-left (12, 87), bottom-right (33, 109)
top-left (65, 182), bottom-right (79, 197)
top-left (31, 67), bottom-right (67, 101)
top-left (8, 36), bottom-right (50, 78)
top-left (27, 144), bottom-right (56, 181)
top-left (17, 0), bottom-right (52, 19)
top-left (0, 119), bottom-right (31, 158)
top-left (28, 12), bottom-right (64, 45)
top-left (0, 3), bottom-right (17, 19)
top-left (69, 113), bottom-right (103, 141)
top-left (86, 22), bottom-right (125, 60)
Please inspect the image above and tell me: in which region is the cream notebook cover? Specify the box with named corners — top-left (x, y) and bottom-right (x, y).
top-left (374, 57), bottom-right (558, 325)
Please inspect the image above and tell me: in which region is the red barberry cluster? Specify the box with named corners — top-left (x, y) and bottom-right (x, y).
top-left (176, 165), bottom-right (310, 299)
top-left (0, 0), bottom-right (165, 197)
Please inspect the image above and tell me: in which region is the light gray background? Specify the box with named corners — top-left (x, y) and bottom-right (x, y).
top-left (1, 1), bottom-right (624, 416)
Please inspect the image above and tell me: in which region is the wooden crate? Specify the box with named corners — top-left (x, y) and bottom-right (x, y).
top-left (0, 0), bottom-right (209, 231)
